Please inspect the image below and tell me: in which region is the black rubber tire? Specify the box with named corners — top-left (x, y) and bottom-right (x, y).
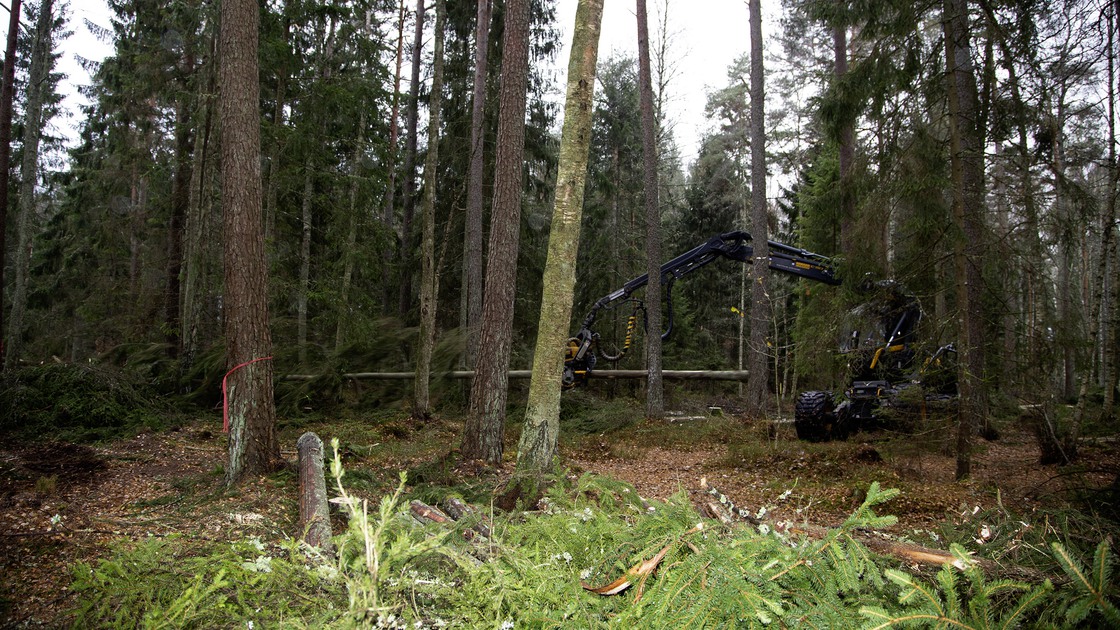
top-left (794, 390), bottom-right (836, 442)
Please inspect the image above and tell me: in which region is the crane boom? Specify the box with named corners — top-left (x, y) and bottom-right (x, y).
top-left (564, 231), bottom-right (839, 389)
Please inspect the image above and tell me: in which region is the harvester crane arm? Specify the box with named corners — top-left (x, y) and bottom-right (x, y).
top-left (563, 231), bottom-right (839, 389)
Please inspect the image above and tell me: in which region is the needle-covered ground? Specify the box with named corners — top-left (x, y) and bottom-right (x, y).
top-left (1, 395), bottom-right (1116, 626)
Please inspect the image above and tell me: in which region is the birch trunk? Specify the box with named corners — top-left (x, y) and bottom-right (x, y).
top-left (515, 0), bottom-right (604, 476)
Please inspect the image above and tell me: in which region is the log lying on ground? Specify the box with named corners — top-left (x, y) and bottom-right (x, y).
top-left (442, 497), bottom-right (493, 539)
top-left (698, 475), bottom-right (990, 573)
top-left (410, 498), bottom-right (494, 542)
top-left (410, 500), bottom-right (452, 525)
top-left (282, 369), bottom-right (751, 382)
top-left (297, 432), bottom-right (333, 553)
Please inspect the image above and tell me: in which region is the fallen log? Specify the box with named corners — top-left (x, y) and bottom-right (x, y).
top-left (442, 497), bottom-right (492, 539)
top-left (282, 369), bottom-right (752, 382)
top-left (409, 500), bottom-right (452, 525)
top-left (297, 432), bottom-right (333, 554)
top-left (698, 477), bottom-right (999, 571)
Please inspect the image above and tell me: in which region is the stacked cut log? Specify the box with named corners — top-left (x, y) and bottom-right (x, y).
top-left (409, 498), bottom-right (493, 541)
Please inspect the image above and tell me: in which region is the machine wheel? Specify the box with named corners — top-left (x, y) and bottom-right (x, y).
top-left (794, 390), bottom-right (837, 442)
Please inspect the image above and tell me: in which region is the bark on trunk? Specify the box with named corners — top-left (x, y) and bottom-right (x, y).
top-left (943, 0), bottom-right (987, 481)
top-left (399, 0), bottom-right (426, 318)
top-left (636, 0), bottom-right (663, 419)
top-left (461, 0), bottom-right (533, 463)
top-left (746, 0), bottom-right (770, 415)
top-left (297, 432), bottom-right (333, 553)
top-left (165, 77), bottom-right (195, 358)
top-left (298, 163), bottom-right (313, 367)
top-left (833, 17), bottom-right (855, 259)
top-left (181, 40), bottom-right (218, 369)
top-left (382, 0), bottom-right (407, 312)
top-left (414, 0), bottom-right (445, 420)
top-left (515, 0), bottom-right (604, 476)
top-left (6, 0), bottom-right (52, 365)
top-left (464, 0), bottom-right (492, 369)
top-left (221, 0), bottom-right (279, 484)
top-left (0, 0), bottom-right (21, 370)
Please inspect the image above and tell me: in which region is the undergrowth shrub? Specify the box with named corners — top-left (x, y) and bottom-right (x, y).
top-left (69, 441), bottom-right (1120, 628)
top-left (0, 364), bottom-right (171, 442)
top-left (71, 536), bottom-right (347, 627)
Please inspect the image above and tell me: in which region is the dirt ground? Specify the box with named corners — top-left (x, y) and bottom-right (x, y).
top-left (1, 415), bottom-right (1115, 627)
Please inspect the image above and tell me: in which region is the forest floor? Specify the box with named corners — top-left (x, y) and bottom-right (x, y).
top-left (0, 402), bottom-right (1116, 627)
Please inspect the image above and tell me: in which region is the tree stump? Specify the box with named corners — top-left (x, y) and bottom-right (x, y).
top-left (297, 432), bottom-right (333, 553)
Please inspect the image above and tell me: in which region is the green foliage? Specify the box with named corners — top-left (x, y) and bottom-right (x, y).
top-left (0, 364), bottom-right (172, 442)
top-left (70, 536), bottom-right (347, 628)
top-left (862, 543), bottom-right (1054, 629)
top-left (67, 445), bottom-right (1120, 628)
top-left (1051, 541), bottom-right (1120, 626)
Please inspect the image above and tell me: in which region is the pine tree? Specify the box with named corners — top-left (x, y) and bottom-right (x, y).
top-left (461, 0), bottom-right (533, 464)
top-left (221, 0), bottom-right (279, 484)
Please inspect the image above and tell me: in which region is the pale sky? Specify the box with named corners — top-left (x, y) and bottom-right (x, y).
top-left (57, 0), bottom-right (769, 166)
top-left (554, 0), bottom-right (762, 167)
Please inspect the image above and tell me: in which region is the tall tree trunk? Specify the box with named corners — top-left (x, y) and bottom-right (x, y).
top-left (746, 0), bottom-right (771, 415)
top-left (464, 0), bottom-right (492, 369)
top-left (981, 0), bottom-right (1050, 396)
top-left (263, 2), bottom-right (289, 250)
top-left (515, 0), bottom-right (604, 477)
top-left (637, 0), bottom-right (663, 419)
top-left (399, 0), bottom-right (426, 318)
top-left (382, 0), bottom-right (407, 312)
top-left (181, 35), bottom-right (218, 369)
top-left (1050, 101), bottom-right (1078, 401)
top-left (1080, 0), bottom-right (1120, 429)
top-left (336, 111), bottom-right (367, 353)
top-left (833, 15), bottom-right (855, 259)
top-left (164, 63), bottom-right (196, 358)
top-left (0, 0), bottom-right (21, 370)
top-left (993, 143), bottom-right (1017, 392)
top-left (414, 0), bottom-right (445, 420)
top-left (7, 0), bottom-right (52, 365)
top-left (221, 0), bottom-right (279, 484)
top-left (943, 0), bottom-right (987, 481)
top-left (297, 162), bottom-right (313, 367)
top-left (1103, 0), bottom-right (1119, 422)
top-left (460, 0), bottom-right (532, 464)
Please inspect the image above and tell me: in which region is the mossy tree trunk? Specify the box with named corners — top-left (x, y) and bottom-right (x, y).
top-left (515, 0), bottom-right (604, 477)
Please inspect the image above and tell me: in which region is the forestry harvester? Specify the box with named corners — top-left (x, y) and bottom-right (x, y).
top-left (562, 231), bottom-right (957, 441)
